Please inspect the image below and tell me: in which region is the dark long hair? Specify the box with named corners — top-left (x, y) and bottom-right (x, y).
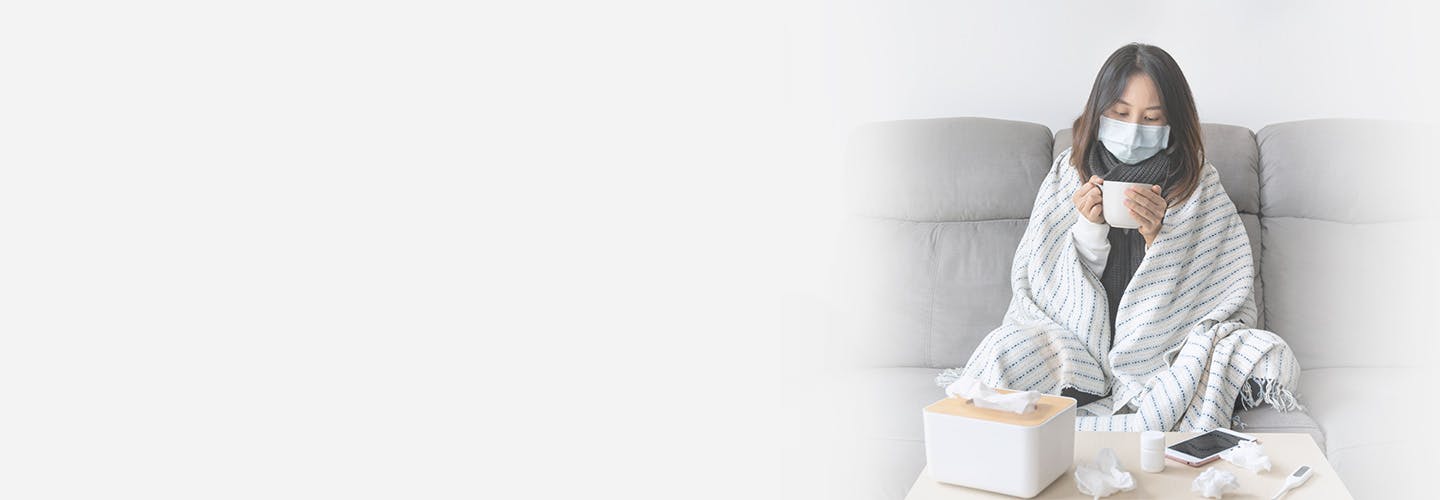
top-left (1068, 43), bottom-right (1204, 207)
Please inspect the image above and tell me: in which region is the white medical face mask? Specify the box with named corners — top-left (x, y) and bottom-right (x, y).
top-left (1097, 114), bottom-right (1170, 164)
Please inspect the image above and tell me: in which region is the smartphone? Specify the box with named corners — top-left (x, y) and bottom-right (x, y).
top-left (1165, 428), bottom-right (1258, 466)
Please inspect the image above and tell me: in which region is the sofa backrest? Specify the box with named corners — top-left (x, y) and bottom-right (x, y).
top-left (840, 117), bottom-right (1050, 369)
top-left (1248, 119), bottom-right (1436, 370)
top-left (842, 116), bottom-right (1437, 372)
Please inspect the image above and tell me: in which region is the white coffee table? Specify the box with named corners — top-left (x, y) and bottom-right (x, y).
top-left (905, 432), bottom-right (1352, 499)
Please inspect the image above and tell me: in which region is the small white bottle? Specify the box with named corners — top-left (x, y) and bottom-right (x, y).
top-left (1140, 431), bottom-right (1166, 472)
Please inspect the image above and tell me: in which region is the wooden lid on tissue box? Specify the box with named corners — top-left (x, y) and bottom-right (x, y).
top-left (924, 388), bottom-right (1075, 427)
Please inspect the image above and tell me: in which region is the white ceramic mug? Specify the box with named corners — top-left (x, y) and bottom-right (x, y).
top-left (1099, 180), bottom-right (1155, 230)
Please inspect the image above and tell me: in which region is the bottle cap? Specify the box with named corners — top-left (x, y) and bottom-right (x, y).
top-left (1140, 430), bottom-right (1166, 450)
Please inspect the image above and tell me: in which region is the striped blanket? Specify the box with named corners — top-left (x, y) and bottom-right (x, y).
top-left (935, 147), bottom-right (1304, 432)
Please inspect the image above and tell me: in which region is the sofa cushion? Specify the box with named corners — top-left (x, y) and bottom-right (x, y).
top-left (1230, 404), bottom-right (1325, 452)
top-left (1259, 217), bottom-right (1434, 369)
top-left (1256, 119), bottom-right (1437, 222)
top-left (1296, 367), bottom-right (1433, 498)
top-left (847, 117), bottom-right (1052, 222)
top-left (841, 117), bottom-right (1054, 369)
top-left (1256, 119), bottom-right (1439, 372)
top-left (838, 217), bottom-right (1028, 369)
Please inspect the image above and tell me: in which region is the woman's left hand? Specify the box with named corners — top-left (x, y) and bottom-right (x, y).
top-left (1125, 185), bottom-right (1166, 248)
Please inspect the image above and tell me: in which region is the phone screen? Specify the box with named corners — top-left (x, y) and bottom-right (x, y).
top-left (1168, 430), bottom-right (1251, 460)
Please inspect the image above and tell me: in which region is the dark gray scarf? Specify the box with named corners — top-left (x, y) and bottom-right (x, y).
top-left (1085, 141), bottom-right (1178, 196)
top-left (1084, 142), bottom-right (1178, 343)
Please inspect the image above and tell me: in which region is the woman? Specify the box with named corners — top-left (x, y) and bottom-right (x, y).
top-left (936, 43), bottom-right (1303, 432)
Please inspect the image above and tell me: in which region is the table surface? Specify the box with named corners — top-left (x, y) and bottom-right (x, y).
top-left (905, 432), bottom-right (1352, 499)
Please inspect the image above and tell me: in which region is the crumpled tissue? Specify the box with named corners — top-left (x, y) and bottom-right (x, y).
top-left (1074, 447), bottom-right (1136, 499)
top-left (943, 375), bottom-right (1042, 414)
top-left (1191, 467), bottom-right (1240, 498)
top-left (1218, 440), bottom-right (1271, 473)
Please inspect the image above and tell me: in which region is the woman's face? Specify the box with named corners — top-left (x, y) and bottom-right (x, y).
top-left (1102, 73), bottom-right (1168, 126)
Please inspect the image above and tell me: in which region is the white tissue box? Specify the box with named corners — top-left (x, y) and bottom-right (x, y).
top-left (922, 388), bottom-right (1076, 498)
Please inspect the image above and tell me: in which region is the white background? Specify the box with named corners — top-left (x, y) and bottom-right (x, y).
top-left (0, 1), bottom-right (1434, 499)
top-left (798, 0), bottom-right (1440, 135)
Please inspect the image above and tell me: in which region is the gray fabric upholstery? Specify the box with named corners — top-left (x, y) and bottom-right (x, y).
top-left (840, 117), bottom-right (1053, 369)
top-left (847, 117), bottom-right (1052, 221)
top-left (1230, 402), bottom-right (1324, 451)
top-left (1260, 218), bottom-right (1433, 369)
top-left (1256, 119), bottom-right (1439, 371)
top-left (839, 218), bottom-right (1027, 368)
top-left (1295, 367), bottom-right (1430, 499)
top-left (1256, 119), bottom-right (1435, 222)
top-left (841, 117), bottom-right (1437, 500)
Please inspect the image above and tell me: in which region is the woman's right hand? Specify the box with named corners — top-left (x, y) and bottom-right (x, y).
top-left (1072, 175), bottom-right (1105, 224)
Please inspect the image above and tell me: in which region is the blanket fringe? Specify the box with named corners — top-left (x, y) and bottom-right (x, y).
top-left (1231, 377), bottom-right (1306, 429)
top-left (1240, 377), bottom-right (1306, 413)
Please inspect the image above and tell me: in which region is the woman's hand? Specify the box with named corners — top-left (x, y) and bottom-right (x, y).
top-left (1072, 175), bottom-right (1105, 224)
top-left (1125, 185), bottom-right (1167, 248)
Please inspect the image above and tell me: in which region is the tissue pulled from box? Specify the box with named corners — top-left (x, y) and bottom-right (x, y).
top-left (1218, 440), bottom-right (1271, 473)
top-left (943, 375), bottom-right (1042, 414)
top-left (1190, 467), bottom-right (1239, 498)
top-left (1074, 447), bottom-right (1135, 499)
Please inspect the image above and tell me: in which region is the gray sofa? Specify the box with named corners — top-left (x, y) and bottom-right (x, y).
top-left (836, 117), bottom-right (1438, 499)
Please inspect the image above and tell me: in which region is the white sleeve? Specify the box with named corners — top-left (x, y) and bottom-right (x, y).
top-left (1072, 217), bottom-right (1111, 277)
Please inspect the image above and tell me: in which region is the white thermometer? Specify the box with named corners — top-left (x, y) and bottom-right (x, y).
top-left (1270, 465), bottom-right (1312, 499)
